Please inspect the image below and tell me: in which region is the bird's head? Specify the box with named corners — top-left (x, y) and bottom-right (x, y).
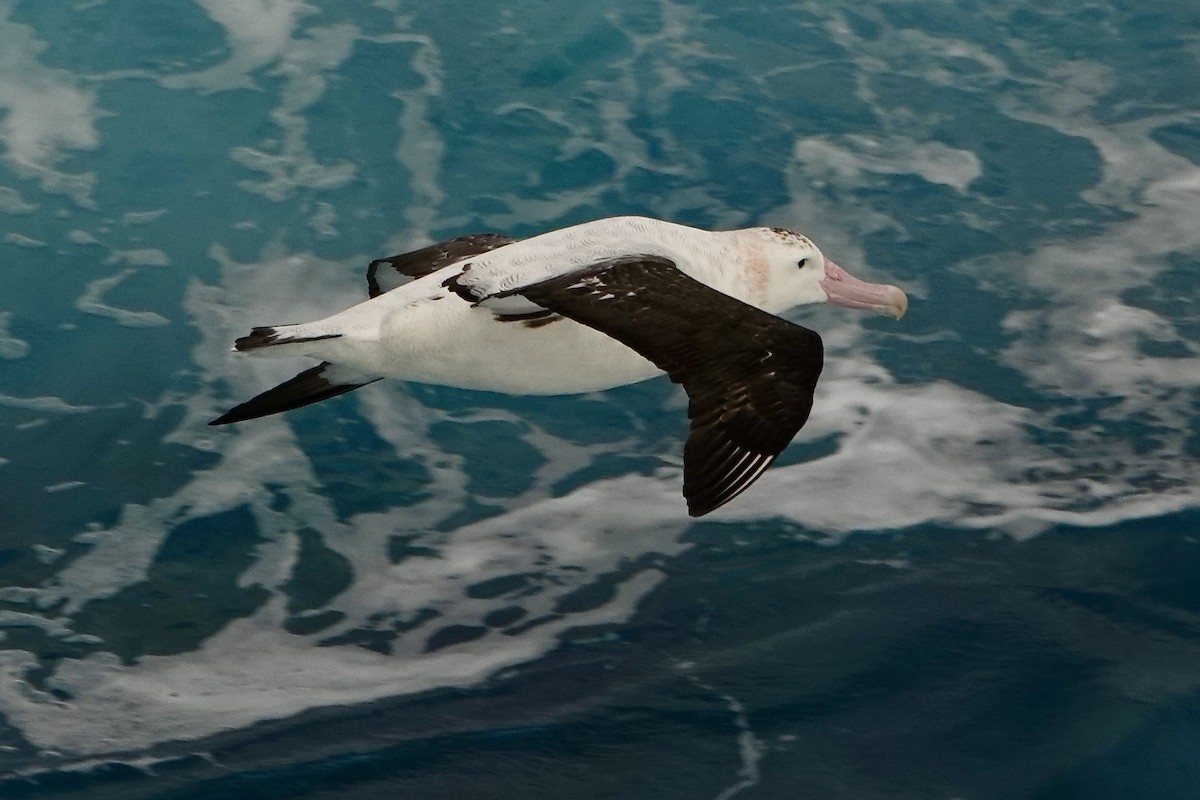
top-left (752, 227), bottom-right (908, 320)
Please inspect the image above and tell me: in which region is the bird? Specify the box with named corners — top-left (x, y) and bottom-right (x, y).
top-left (210, 215), bottom-right (907, 516)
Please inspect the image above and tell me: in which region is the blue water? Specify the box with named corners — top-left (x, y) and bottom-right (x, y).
top-left (2, 1), bottom-right (1199, 797)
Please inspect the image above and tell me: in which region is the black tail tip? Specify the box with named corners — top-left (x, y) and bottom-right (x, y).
top-left (233, 327), bottom-right (280, 352)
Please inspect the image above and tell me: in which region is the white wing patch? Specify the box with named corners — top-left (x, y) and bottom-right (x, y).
top-left (446, 216), bottom-right (704, 302)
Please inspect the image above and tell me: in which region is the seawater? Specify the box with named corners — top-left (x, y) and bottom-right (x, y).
top-left (1, 1), bottom-right (1199, 797)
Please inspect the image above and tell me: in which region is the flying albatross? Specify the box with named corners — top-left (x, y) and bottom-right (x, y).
top-left (210, 216), bottom-right (907, 516)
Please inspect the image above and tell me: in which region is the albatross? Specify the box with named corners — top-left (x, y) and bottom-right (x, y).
top-left (210, 216), bottom-right (907, 516)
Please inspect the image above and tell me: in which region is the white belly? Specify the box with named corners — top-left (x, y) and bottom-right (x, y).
top-left (327, 292), bottom-right (663, 395)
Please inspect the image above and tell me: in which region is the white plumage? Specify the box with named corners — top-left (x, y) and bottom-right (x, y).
top-left (212, 215), bottom-right (908, 515)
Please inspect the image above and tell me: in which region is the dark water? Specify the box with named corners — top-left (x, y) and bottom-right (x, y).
top-left (1, 1), bottom-right (1199, 797)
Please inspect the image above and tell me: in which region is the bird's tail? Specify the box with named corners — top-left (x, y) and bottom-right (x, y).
top-left (209, 362), bottom-right (380, 425)
top-left (233, 324), bottom-right (342, 354)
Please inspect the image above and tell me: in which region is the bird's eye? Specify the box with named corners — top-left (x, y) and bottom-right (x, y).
top-left (797, 258), bottom-right (808, 269)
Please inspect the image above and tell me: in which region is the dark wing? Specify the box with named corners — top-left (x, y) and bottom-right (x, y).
top-left (209, 362), bottom-right (380, 426)
top-left (367, 233), bottom-right (518, 298)
top-left (512, 255), bottom-right (824, 516)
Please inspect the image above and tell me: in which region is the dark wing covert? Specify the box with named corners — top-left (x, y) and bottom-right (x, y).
top-left (367, 233), bottom-right (518, 297)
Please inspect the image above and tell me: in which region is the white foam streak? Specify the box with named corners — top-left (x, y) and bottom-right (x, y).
top-left (794, 135), bottom-right (982, 193)
top-left (121, 209), bottom-right (168, 225)
top-left (75, 269), bottom-right (171, 327)
top-left (380, 30), bottom-right (445, 234)
top-left (230, 23), bottom-right (359, 200)
top-left (3, 232), bottom-right (44, 248)
top-left (997, 176), bottom-right (1200, 395)
top-left (160, 0), bottom-right (314, 93)
top-left (0, 464), bottom-right (679, 753)
top-left (158, 1), bottom-right (359, 201)
top-left (710, 693), bottom-right (764, 800)
top-left (0, 393), bottom-right (104, 414)
top-left (0, 310), bottom-right (30, 359)
top-left (0, 4), bottom-right (99, 206)
top-left (107, 248), bottom-right (170, 267)
top-left (0, 184), bottom-right (36, 214)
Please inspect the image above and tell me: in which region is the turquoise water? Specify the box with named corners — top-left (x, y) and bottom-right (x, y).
top-left (2, 1), bottom-right (1199, 797)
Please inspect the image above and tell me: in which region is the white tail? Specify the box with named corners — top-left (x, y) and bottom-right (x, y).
top-left (232, 324), bottom-right (342, 354)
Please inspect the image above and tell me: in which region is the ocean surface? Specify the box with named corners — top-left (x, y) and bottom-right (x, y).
top-left (1, 1), bottom-right (1199, 797)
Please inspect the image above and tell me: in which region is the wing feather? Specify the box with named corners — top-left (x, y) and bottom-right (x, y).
top-left (514, 255), bottom-right (824, 516)
top-left (367, 233), bottom-right (517, 297)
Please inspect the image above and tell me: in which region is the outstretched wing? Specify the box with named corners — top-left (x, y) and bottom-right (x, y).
top-left (511, 255), bottom-right (824, 516)
top-left (209, 362), bottom-right (380, 426)
top-left (367, 233), bottom-right (517, 298)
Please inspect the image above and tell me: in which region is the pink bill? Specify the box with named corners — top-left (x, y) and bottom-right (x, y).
top-left (819, 260), bottom-right (908, 319)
